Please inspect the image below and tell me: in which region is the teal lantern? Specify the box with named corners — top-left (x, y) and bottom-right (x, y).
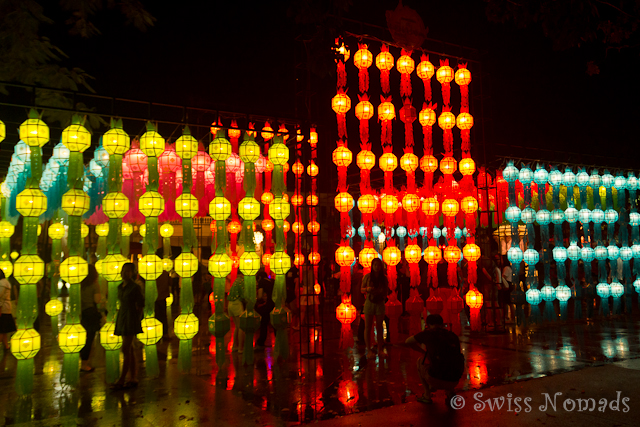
top-left (502, 162), bottom-right (519, 183)
top-left (548, 170), bottom-right (562, 187)
top-left (579, 209), bottom-right (591, 224)
top-left (555, 285), bottom-right (571, 302)
top-left (396, 226), bottom-right (407, 238)
top-left (604, 209), bottom-right (618, 224)
top-left (552, 247), bottom-right (567, 263)
top-left (630, 213), bottom-right (640, 226)
top-left (521, 207), bottom-right (535, 224)
top-left (596, 283), bottom-right (611, 298)
top-left (507, 246), bottom-right (523, 264)
top-left (567, 244), bottom-right (581, 261)
top-left (632, 244), bottom-right (640, 258)
top-left (562, 169), bottom-right (576, 187)
top-left (626, 174), bottom-right (638, 191)
top-left (564, 207), bottom-right (578, 223)
top-left (526, 288), bottom-right (541, 305)
top-left (551, 209), bottom-right (565, 225)
top-left (536, 210), bottom-right (551, 226)
top-left (504, 206), bottom-right (521, 223)
top-left (590, 209), bottom-right (605, 224)
top-left (601, 172), bottom-right (614, 189)
top-left (614, 175), bottom-right (626, 190)
top-left (432, 227), bottom-right (442, 239)
top-left (576, 171), bottom-right (590, 187)
top-left (610, 282), bottom-right (624, 298)
top-left (534, 167), bottom-right (548, 185)
top-left (372, 225), bottom-right (381, 239)
top-left (594, 246), bottom-right (608, 261)
top-left (589, 171), bottom-right (602, 189)
top-left (607, 245), bottom-right (619, 260)
top-left (540, 285), bottom-right (556, 302)
top-left (523, 249), bottom-right (539, 265)
top-left (518, 167), bottom-right (533, 184)
top-left (634, 278), bottom-right (640, 293)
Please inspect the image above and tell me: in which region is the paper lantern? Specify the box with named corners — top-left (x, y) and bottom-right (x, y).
top-left (48, 222), bottom-right (65, 240)
top-left (102, 128), bottom-right (130, 156)
top-left (629, 212), bottom-right (640, 227)
top-left (206, 197), bottom-right (230, 221)
top-left (225, 152), bottom-right (242, 173)
top-left (101, 254), bottom-right (128, 281)
top-left (136, 317), bottom-right (163, 345)
top-left (292, 221), bottom-right (305, 235)
top-left (526, 288), bottom-right (541, 305)
top-left (238, 197), bottom-right (260, 220)
top-left (260, 192), bottom-right (274, 206)
top-left (380, 194), bottom-right (399, 214)
top-left (459, 158), bottom-right (476, 176)
top-left (173, 132), bottom-right (197, 160)
top-left (507, 247), bottom-right (523, 264)
top-left (261, 219), bottom-right (275, 232)
top-left (334, 192), bottom-right (354, 213)
top-left (590, 209), bottom-right (605, 224)
top-left (620, 246), bottom-right (633, 261)
top-left (438, 112), bottom-right (456, 130)
top-left (159, 223), bottom-right (174, 238)
top-left (292, 160), bottom-right (305, 177)
top-left (61, 189), bottom-right (90, 216)
top-left (552, 247), bottom-right (567, 263)
top-left (14, 255), bottom-right (45, 285)
top-left (138, 191), bottom-right (165, 217)
top-left (539, 285), bottom-right (555, 302)
top-left (610, 282), bottom-right (624, 298)
top-left (554, 285), bottom-right (571, 302)
top-left (45, 299), bottom-right (63, 316)
top-left (419, 106), bottom-right (436, 127)
top-left (421, 197), bottom-right (439, 216)
top-left (60, 124), bottom-right (91, 152)
top-left (270, 251), bottom-right (291, 275)
top-left (441, 199), bottom-right (459, 217)
top-left (19, 117), bottom-right (49, 147)
top-left (355, 150), bottom-right (375, 171)
top-left (306, 162), bottom-right (319, 177)
top-left (636, 279), bottom-right (640, 293)
top-left (607, 245), bottom-right (620, 260)
top-left (436, 64), bottom-right (454, 84)
top-left (398, 154), bottom-right (418, 174)
top-left (460, 196), bottom-right (478, 214)
top-left (239, 252), bottom-right (260, 275)
top-left (465, 288), bottom-right (483, 309)
top-left (0, 261), bottom-right (11, 278)
top-left (161, 258), bottom-right (173, 272)
top-left (382, 246), bottom-right (401, 266)
top-left (378, 101), bottom-right (396, 121)
top-left (524, 249), bottom-right (540, 265)
top-left (174, 313), bottom-right (199, 339)
top-left (268, 142), bottom-right (289, 165)
top-left (138, 254), bottom-right (163, 281)
top-left (602, 172), bottom-right (614, 188)
top-left (11, 328), bottom-right (41, 359)
top-left (594, 246), bottom-right (608, 261)
top-left (174, 194), bottom-right (198, 218)
top-left (379, 153), bottom-right (398, 172)
top-left (456, 113), bottom-right (474, 130)
top-left (175, 253), bottom-right (198, 278)
top-left (336, 300), bottom-right (357, 324)
top-left (463, 244), bottom-right (481, 262)
top-left (59, 323), bottom-right (87, 353)
top-left (239, 140), bottom-right (260, 163)
top-left (80, 223), bottom-right (89, 238)
top-left (405, 244), bottom-right (422, 263)
top-left (565, 244), bottom-right (579, 261)
top-left (354, 46), bottom-right (373, 68)
top-left (227, 220), bottom-right (242, 235)
top-left (439, 156), bottom-right (457, 174)
top-left (269, 198), bottom-right (291, 220)
top-left (95, 223), bottom-right (109, 237)
top-left (355, 194), bottom-right (375, 214)
top-left (505, 206), bottom-right (522, 223)
top-left (355, 99), bottom-right (374, 120)
top-left (397, 54), bottom-right (415, 74)
top-left (375, 49), bottom-right (394, 71)
top-left (307, 220), bottom-right (320, 234)
top-left (16, 189), bottom-right (47, 217)
top-left (335, 245), bottom-right (355, 267)
top-left (158, 147), bottom-right (181, 174)
top-left (331, 93), bottom-right (351, 114)
top-left (332, 146), bottom-right (353, 168)
top-left (455, 67), bottom-right (472, 85)
top-left (139, 130), bottom-right (165, 157)
top-left (0, 221), bottom-right (15, 238)
top-left (520, 207), bottom-right (535, 224)
top-left (444, 246), bottom-right (462, 264)
top-left (60, 256), bottom-right (89, 284)
top-left (307, 251), bottom-right (320, 265)
top-left (581, 247), bottom-right (595, 262)
top-left (103, 192), bottom-right (129, 218)
top-left (208, 253), bottom-right (232, 278)
top-left (596, 283), bottom-right (611, 298)
top-left (402, 193), bottom-right (420, 212)
top-left (604, 209), bottom-right (619, 224)
top-left (536, 210), bottom-right (551, 225)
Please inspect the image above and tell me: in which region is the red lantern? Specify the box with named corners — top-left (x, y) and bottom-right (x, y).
top-left (465, 288), bottom-right (483, 309)
top-left (282, 220), bottom-right (290, 233)
top-left (308, 221), bottom-right (320, 234)
top-left (402, 193), bottom-right (420, 213)
top-left (456, 113), bottom-right (474, 130)
top-left (382, 246), bottom-right (401, 266)
top-left (421, 197), bottom-right (439, 216)
top-left (419, 106), bottom-right (436, 127)
top-left (336, 298), bottom-right (357, 324)
top-left (397, 54), bottom-right (415, 74)
top-left (439, 156), bottom-right (457, 175)
top-left (292, 221), bottom-right (304, 235)
top-left (380, 194), bottom-right (399, 214)
top-left (461, 196), bottom-right (479, 214)
top-left (441, 199), bottom-right (459, 217)
top-left (261, 192), bottom-right (274, 205)
top-left (307, 162), bottom-right (319, 177)
top-left (332, 146), bottom-right (353, 167)
top-left (400, 153), bottom-right (418, 173)
top-left (354, 46), bottom-right (373, 69)
top-left (291, 192), bottom-right (304, 207)
top-left (335, 245), bottom-right (355, 267)
top-left (334, 192), bottom-right (354, 213)
top-left (357, 150), bottom-right (376, 170)
top-left (375, 48), bottom-right (394, 72)
top-left (308, 251), bottom-right (321, 265)
top-left (359, 247), bottom-right (378, 269)
top-left (444, 245), bottom-right (462, 264)
top-left (463, 244), bottom-right (481, 262)
top-left (420, 155), bottom-right (438, 173)
top-left (262, 253), bottom-right (271, 265)
top-left (355, 99), bottom-right (374, 121)
top-left (424, 246), bottom-right (442, 265)
top-left (438, 111), bottom-right (456, 130)
top-left (227, 220), bottom-right (242, 235)
top-left (262, 219), bottom-right (275, 232)
top-left (292, 160), bottom-right (305, 176)
top-left (378, 101), bottom-right (396, 121)
top-left (379, 153), bottom-right (397, 172)
top-left (357, 194), bottom-right (377, 214)
top-left (261, 123), bottom-right (274, 141)
top-left (436, 64), bottom-right (454, 84)
top-left (294, 253), bottom-right (305, 266)
top-left (417, 56), bottom-right (434, 80)
top-left (405, 244), bottom-right (421, 264)
top-left (459, 158), bottom-right (476, 175)
top-left (306, 194), bottom-right (319, 206)
top-left (455, 67), bottom-right (472, 86)
top-left (332, 92), bottom-right (351, 114)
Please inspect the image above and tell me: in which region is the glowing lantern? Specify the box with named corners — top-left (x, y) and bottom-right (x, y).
top-left (419, 106), bottom-right (436, 127)
top-left (335, 245), bottom-right (355, 267)
top-left (375, 49), bottom-right (394, 71)
top-left (463, 244), bottom-right (481, 262)
top-left (331, 93), bottom-right (351, 114)
top-left (14, 255), bottom-right (45, 285)
top-left (46, 223), bottom-right (64, 240)
top-left (239, 140), bottom-right (260, 163)
top-left (456, 113), bottom-right (474, 130)
top-left (60, 256), bottom-right (89, 284)
top-left (61, 123), bottom-right (91, 152)
top-left (45, 299), bottom-right (63, 316)
top-left (239, 252), bottom-right (260, 275)
top-left (120, 223), bottom-right (132, 237)
top-left (138, 255), bottom-right (163, 281)
top-left (139, 130), bottom-right (165, 157)
top-left (526, 288), bottom-right (542, 305)
top-left (227, 220), bottom-right (242, 235)
top-left (524, 249), bottom-right (540, 265)
top-left (438, 111), bottom-right (456, 130)
top-left (596, 283), bottom-right (610, 299)
top-left (355, 99), bottom-right (374, 120)
top-left (174, 313), bottom-right (199, 339)
top-left (306, 194), bottom-right (319, 206)
top-left (176, 194), bottom-right (199, 218)
top-left (81, 224), bottom-right (89, 238)
top-left (139, 191), bottom-right (165, 217)
top-left (336, 299), bottom-right (357, 324)
top-left (0, 221), bottom-right (15, 238)
top-left (405, 244), bottom-right (421, 263)
top-left (262, 219), bottom-right (275, 232)
top-left (173, 253), bottom-right (198, 278)
top-left (101, 254), bottom-right (128, 281)
top-left (16, 189), bottom-right (47, 217)
top-left (400, 153), bottom-right (419, 172)
top-left (420, 155), bottom-right (438, 173)
top-left (138, 318), bottom-right (163, 345)
top-left (382, 246), bottom-right (401, 266)
top-left (461, 196), bottom-right (478, 214)
top-left (444, 246), bottom-right (462, 264)
top-left (359, 247), bottom-right (378, 269)
top-left (308, 221), bottom-right (320, 234)
top-left (455, 67), bottom-right (472, 85)
top-left (269, 198), bottom-right (290, 220)
top-left (421, 198), bottom-right (439, 216)
top-left (11, 329), bottom-right (41, 359)
top-left (439, 156), bottom-right (457, 175)
top-left (292, 221), bottom-right (304, 235)
top-left (332, 146), bottom-right (353, 167)
top-left (508, 247), bottom-right (524, 264)
top-left (465, 288), bottom-right (483, 309)
top-left (102, 192), bottom-right (129, 218)
top-left (268, 141), bottom-right (289, 165)
top-left (378, 101), bottom-right (396, 121)
top-left (379, 153), bottom-right (398, 172)
top-left (356, 150), bottom-right (376, 170)
top-left (354, 46), bottom-right (372, 69)
top-left (307, 162), bottom-right (319, 177)
top-left (291, 192), bottom-right (304, 207)
top-left (436, 64), bottom-right (454, 84)
top-left (540, 285), bottom-right (556, 302)
top-left (261, 192), bottom-right (274, 205)
top-left (417, 57), bottom-right (435, 80)
top-left (334, 192), bottom-right (354, 213)
top-left (292, 161), bottom-right (305, 176)
top-left (61, 189), bottom-right (90, 216)
top-left (163, 259), bottom-right (174, 272)
top-left (209, 196), bottom-right (231, 220)
top-left (58, 324), bottom-right (87, 353)
top-left (610, 282), bottom-right (624, 298)
top-left (381, 194), bottom-right (399, 214)
top-left (424, 246), bottom-right (442, 264)
top-left (397, 54), bottom-right (415, 74)
top-left (441, 199), bottom-right (459, 217)
top-left (238, 197), bottom-right (260, 220)
top-left (270, 251), bottom-right (291, 275)
top-left (261, 124), bottom-right (274, 141)
top-left (158, 148), bottom-right (181, 173)
top-left (357, 194), bottom-right (377, 213)
top-left (459, 158), bottom-right (475, 176)
top-left (160, 223), bottom-right (174, 238)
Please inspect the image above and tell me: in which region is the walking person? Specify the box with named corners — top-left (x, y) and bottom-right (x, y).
top-left (111, 263), bottom-right (144, 390)
top-left (80, 265), bottom-right (102, 372)
top-left (0, 271), bottom-right (16, 354)
top-left (255, 270), bottom-right (275, 349)
top-left (361, 258), bottom-right (388, 359)
top-left (228, 272), bottom-right (245, 353)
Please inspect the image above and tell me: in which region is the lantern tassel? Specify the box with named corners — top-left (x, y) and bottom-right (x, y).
top-left (61, 353), bottom-right (80, 387)
top-left (15, 359), bottom-right (35, 395)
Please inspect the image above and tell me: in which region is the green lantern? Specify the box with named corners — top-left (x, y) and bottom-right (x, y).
top-left (19, 117), bottom-right (49, 147)
top-left (99, 322), bottom-right (122, 350)
top-left (139, 130), bottom-right (165, 157)
top-left (102, 192), bottom-right (129, 218)
top-left (269, 198), bottom-right (290, 220)
top-left (239, 140), bottom-right (260, 163)
top-left (61, 189), bottom-right (90, 216)
top-left (138, 317), bottom-right (163, 345)
top-left (101, 254), bottom-right (128, 282)
top-left (102, 128), bottom-right (131, 155)
top-left (174, 313), bottom-right (199, 339)
top-left (239, 252), bottom-right (260, 275)
top-left (61, 124), bottom-right (91, 152)
top-left (208, 253), bottom-right (232, 278)
top-left (10, 329), bottom-right (41, 359)
top-left (174, 253), bottom-right (198, 277)
top-left (139, 191), bottom-right (165, 217)
top-left (138, 254), bottom-right (163, 280)
top-left (16, 189), bottom-right (47, 217)
top-left (58, 323), bottom-right (87, 353)
top-left (209, 196), bottom-right (231, 220)
top-left (270, 251), bottom-right (291, 275)
top-left (209, 134), bottom-right (232, 161)
top-left (14, 255), bottom-right (45, 285)
top-left (238, 197), bottom-right (261, 220)
top-left (175, 194), bottom-right (199, 218)
top-left (268, 142), bottom-right (289, 165)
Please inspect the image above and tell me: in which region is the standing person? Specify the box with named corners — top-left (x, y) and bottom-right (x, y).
top-left (0, 271), bottom-right (16, 353)
top-left (299, 267), bottom-right (319, 327)
top-left (155, 269), bottom-right (171, 339)
top-left (227, 273), bottom-right (245, 353)
top-left (361, 258), bottom-right (388, 359)
top-left (80, 265), bottom-right (102, 372)
top-left (403, 314), bottom-right (465, 405)
top-left (255, 270), bottom-right (275, 349)
top-left (501, 255), bottom-right (514, 323)
top-left (111, 263), bottom-right (144, 390)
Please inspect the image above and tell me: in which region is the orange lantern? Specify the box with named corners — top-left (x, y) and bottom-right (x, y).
top-left (308, 251), bottom-right (321, 265)
top-left (282, 221), bottom-right (290, 233)
top-left (281, 193), bottom-right (289, 203)
top-left (436, 64), bottom-right (454, 84)
top-left (306, 194), bottom-right (319, 206)
top-left (441, 199), bottom-right (459, 217)
top-left (261, 123), bottom-right (274, 141)
top-left (465, 288), bottom-right (483, 309)
top-left (444, 245), bottom-right (462, 264)
top-left (419, 106), bottom-right (436, 127)
top-left (424, 246), bottom-right (442, 265)
top-left (375, 49), bottom-right (394, 71)
top-left (228, 127), bottom-right (241, 140)
top-left (378, 101), bottom-right (396, 121)
top-left (400, 153), bottom-right (419, 173)
top-left (402, 193), bottom-right (420, 213)
top-left (405, 244), bottom-right (421, 264)
top-left (283, 163), bottom-right (290, 174)
top-left (397, 54), bottom-right (415, 74)
top-left (227, 220), bottom-right (242, 235)
top-left (379, 153), bottom-right (397, 172)
top-left (262, 253), bottom-right (272, 266)
top-left (356, 150), bottom-right (376, 170)
top-left (456, 112), bottom-right (474, 130)
top-left (380, 194), bottom-right (399, 214)
top-left (420, 155), bottom-right (438, 173)
top-left (308, 221), bottom-right (320, 234)
top-left (336, 298), bottom-right (357, 324)
top-left (439, 156), bottom-right (457, 175)
top-left (296, 129), bottom-right (304, 142)
top-left (291, 192), bottom-right (304, 207)
top-left (332, 146), bottom-right (353, 167)
top-left (264, 159), bottom-right (274, 172)
top-left (331, 93), bottom-right (351, 114)
top-left (421, 197), bottom-right (439, 216)
top-left (359, 247), bottom-right (378, 269)
top-left (307, 161), bottom-right (319, 177)
top-left (438, 111), bottom-right (456, 130)
top-left (355, 99), bottom-right (374, 121)
top-left (354, 46), bottom-right (373, 69)
top-left (459, 158), bottom-right (476, 176)
top-left (463, 244), bottom-right (481, 262)
top-left (334, 192), bottom-right (354, 213)
top-left (357, 194), bottom-right (377, 214)
top-left (292, 160), bottom-right (305, 176)
top-left (382, 246), bottom-right (401, 266)
top-left (292, 221), bottom-right (304, 235)
top-left (417, 58), bottom-right (435, 80)
top-left (309, 129), bottom-right (318, 145)
top-left (261, 191), bottom-right (274, 205)
top-left (461, 196), bottom-right (479, 214)
top-left (455, 67), bottom-right (472, 86)
top-left (294, 253), bottom-right (305, 266)
top-left (262, 219), bottom-right (275, 232)
top-left (335, 245), bottom-right (355, 267)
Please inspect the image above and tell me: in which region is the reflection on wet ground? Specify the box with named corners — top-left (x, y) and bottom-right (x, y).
top-left (1, 299), bottom-right (639, 425)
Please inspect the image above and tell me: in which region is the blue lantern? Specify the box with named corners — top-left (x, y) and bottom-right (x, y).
top-left (578, 209), bottom-right (591, 224)
top-left (594, 246), bottom-right (608, 260)
top-left (562, 169), bottom-right (576, 187)
top-left (567, 244), bottom-right (581, 261)
top-left (581, 247), bottom-right (595, 262)
top-left (396, 226), bottom-right (407, 238)
top-left (596, 283), bottom-right (610, 298)
top-left (632, 244), bottom-right (640, 258)
top-left (521, 207), bottom-right (536, 224)
top-left (555, 285), bottom-right (571, 302)
top-left (462, 227), bottom-right (468, 237)
top-left (634, 278), bottom-right (640, 293)
top-left (551, 209), bottom-right (565, 225)
top-left (602, 172), bottom-right (614, 189)
top-left (419, 226), bottom-right (428, 237)
top-left (442, 227), bottom-right (448, 238)
top-left (564, 207), bottom-right (578, 223)
top-left (534, 166), bottom-right (549, 185)
top-left (536, 210), bottom-right (551, 225)
top-left (604, 209), bottom-right (618, 224)
top-left (505, 206), bottom-right (522, 223)
top-left (454, 227), bottom-right (462, 239)
top-left (610, 282), bottom-right (624, 298)
top-left (548, 170), bottom-right (563, 187)
top-left (408, 229), bottom-right (419, 238)
top-left (576, 171), bottom-right (590, 188)
top-left (358, 225), bottom-right (366, 239)
top-left (507, 246), bottom-right (523, 264)
top-left (432, 227), bottom-right (441, 239)
top-left (589, 171), bottom-right (602, 189)
top-left (626, 174), bottom-right (638, 191)
top-left (524, 248), bottom-right (540, 265)
top-left (541, 285), bottom-right (556, 302)
top-left (620, 246), bottom-right (633, 261)
top-left (552, 247), bottom-right (567, 263)
top-left (52, 142), bottom-right (71, 166)
top-left (503, 162), bottom-right (519, 183)
top-left (590, 209), bottom-right (605, 224)
top-left (607, 245), bottom-right (619, 260)
top-left (346, 226), bottom-right (356, 239)
top-left (630, 213), bottom-right (640, 226)
top-left (614, 175), bottom-right (627, 190)
top-left (519, 167), bottom-right (534, 184)
top-left (372, 225), bottom-right (381, 239)
top-left (526, 288), bottom-right (542, 305)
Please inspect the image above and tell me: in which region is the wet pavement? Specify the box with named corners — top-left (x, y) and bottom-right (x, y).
top-left (1, 299), bottom-right (640, 426)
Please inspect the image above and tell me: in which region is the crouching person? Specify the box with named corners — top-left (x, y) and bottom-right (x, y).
top-left (403, 314), bottom-right (465, 405)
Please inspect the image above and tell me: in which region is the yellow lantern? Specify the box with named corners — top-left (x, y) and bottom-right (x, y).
top-left (354, 46), bottom-right (373, 69)
top-left (331, 93), bottom-right (352, 114)
top-left (439, 156), bottom-right (457, 175)
top-left (335, 245), bottom-right (355, 267)
top-left (61, 189), bottom-right (90, 216)
top-left (16, 189), bottom-right (47, 217)
top-left (100, 322), bottom-right (122, 350)
top-left (269, 198), bottom-right (290, 220)
top-left (102, 192), bottom-right (129, 218)
top-left (444, 245), bottom-right (462, 264)
top-left (138, 317), bottom-right (163, 345)
top-left (103, 128), bottom-right (131, 155)
top-left (355, 99), bottom-right (374, 120)
top-left (417, 58), bottom-right (435, 80)
top-left (176, 133), bottom-right (198, 160)
top-left (306, 194), bottom-right (319, 206)
top-left (238, 197), bottom-right (261, 220)
top-left (421, 197), bottom-right (439, 216)
top-left (378, 101), bottom-right (396, 121)
top-left (175, 194), bottom-right (199, 218)
top-left (14, 255), bottom-right (45, 285)
top-left (334, 192), bottom-right (354, 213)
top-left (402, 193), bottom-right (420, 213)
top-left (0, 221), bottom-right (15, 238)
top-left (382, 246), bottom-right (401, 266)
top-left (442, 199), bottom-right (460, 217)
top-left (405, 244), bottom-right (422, 264)
top-left (359, 247), bottom-right (378, 269)
top-left (139, 130), bottom-right (166, 157)
top-left (95, 223), bottom-right (109, 237)
top-left (357, 194), bottom-right (377, 214)
top-left (121, 223), bottom-right (133, 237)
top-left (424, 246), bottom-right (442, 265)
top-left (438, 111), bottom-right (456, 130)
top-left (308, 220), bottom-right (320, 234)
top-left (139, 254), bottom-right (163, 280)
top-left (60, 256), bottom-right (89, 284)
top-left (240, 140), bottom-right (260, 163)
top-left (210, 196), bottom-right (231, 220)
top-left (375, 49), bottom-right (394, 71)
top-left (380, 194), bottom-right (399, 214)
top-left (209, 134), bottom-right (232, 161)
top-left (163, 258), bottom-right (174, 272)
top-left (139, 191), bottom-right (165, 217)
top-left (160, 223), bottom-right (174, 237)
top-left (356, 150), bottom-right (376, 170)
top-left (0, 119), bottom-right (5, 143)
top-left (420, 155), bottom-right (438, 173)
top-left (436, 65), bottom-right (454, 84)
top-left (58, 323), bottom-right (87, 353)
top-left (457, 113), bottom-right (474, 130)
top-left (175, 252), bottom-right (198, 277)
top-left (400, 153), bottom-right (419, 172)
top-left (239, 251), bottom-right (260, 275)
top-left (174, 313), bottom-right (199, 339)
top-left (61, 124), bottom-right (91, 152)
top-left (0, 261), bottom-right (13, 277)
top-left (165, 293), bottom-right (174, 306)
top-left (270, 251), bottom-right (291, 275)
top-left (379, 153), bottom-right (398, 172)
top-left (397, 54), bottom-right (415, 74)
top-left (81, 223), bottom-right (89, 238)
top-left (455, 67), bottom-right (472, 86)
top-left (463, 244), bottom-right (481, 262)
top-left (45, 299), bottom-right (63, 316)
top-left (11, 328), bottom-right (41, 359)
top-left (101, 254), bottom-right (128, 281)
top-left (268, 142), bottom-right (289, 165)
top-left (20, 117), bottom-right (49, 147)
top-left (419, 106), bottom-right (437, 127)
top-left (459, 158), bottom-right (476, 176)
top-left (95, 259), bottom-right (103, 276)
top-left (332, 146), bottom-right (353, 167)
top-left (461, 196), bottom-right (479, 214)
top-left (292, 221), bottom-right (305, 235)
top-left (307, 161), bottom-right (319, 177)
